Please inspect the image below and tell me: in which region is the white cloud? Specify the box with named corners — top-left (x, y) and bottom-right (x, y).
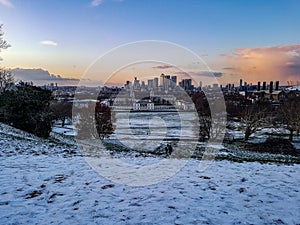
top-left (39, 40), bottom-right (58, 46)
top-left (91, 0), bottom-right (103, 7)
top-left (11, 68), bottom-right (79, 86)
top-left (286, 50), bottom-right (300, 57)
top-left (0, 0), bottom-right (14, 8)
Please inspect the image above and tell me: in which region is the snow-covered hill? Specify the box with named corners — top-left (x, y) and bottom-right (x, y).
top-left (0, 123), bottom-right (300, 224)
top-left (0, 123), bottom-right (78, 157)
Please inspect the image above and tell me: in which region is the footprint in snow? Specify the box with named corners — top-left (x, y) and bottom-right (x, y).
top-left (101, 184), bottom-right (115, 190)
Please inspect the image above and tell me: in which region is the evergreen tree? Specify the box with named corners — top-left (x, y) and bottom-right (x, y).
top-left (0, 82), bottom-right (53, 138)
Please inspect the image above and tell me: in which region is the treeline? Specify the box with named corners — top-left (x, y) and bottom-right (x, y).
top-left (0, 70), bottom-right (113, 139)
top-left (192, 91), bottom-right (300, 142)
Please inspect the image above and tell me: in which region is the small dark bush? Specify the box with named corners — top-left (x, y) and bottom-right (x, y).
top-left (245, 137), bottom-right (299, 156)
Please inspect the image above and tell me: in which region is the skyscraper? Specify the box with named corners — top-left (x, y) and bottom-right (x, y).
top-left (275, 81), bottom-right (280, 90)
top-left (133, 77), bottom-right (140, 90)
top-left (269, 81), bottom-right (274, 93)
top-left (147, 79), bottom-right (153, 90)
top-left (164, 75), bottom-right (171, 90)
top-left (160, 73), bottom-right (165, 87)
top-left (179, 79), bottom-right (192, 90)
top-left (262, 81), bottom-right (266, 90)
top-left (171, 76), bottom-right (177, 89)
top-left (153, 78), bottom-right (159, 89)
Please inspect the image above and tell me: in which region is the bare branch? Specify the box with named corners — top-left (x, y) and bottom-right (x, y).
top-left (0, 68), bottom-right (14, 92)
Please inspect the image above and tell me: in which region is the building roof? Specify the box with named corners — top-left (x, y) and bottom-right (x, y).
top-left (135, 99), bottom-right (153, 103)
top-left (286, 86), bottom-right (300, 91)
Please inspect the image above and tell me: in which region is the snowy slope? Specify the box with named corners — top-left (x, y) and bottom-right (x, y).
top-left (0, 123), bottom-right (300, 224)
top-left (0, 123), bottom-right (79, 157)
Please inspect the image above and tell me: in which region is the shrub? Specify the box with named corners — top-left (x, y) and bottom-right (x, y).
top-left (0, 82), bottom-right (53, 138)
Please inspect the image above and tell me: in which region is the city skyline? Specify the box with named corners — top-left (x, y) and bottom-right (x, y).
top-left (0, 0), bottom-right (300, 86)
top-left (122, 73), bottom-right (284, 91)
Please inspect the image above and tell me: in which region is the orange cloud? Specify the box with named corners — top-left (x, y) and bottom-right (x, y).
top-left (219, 44), bottom-right (300, 85)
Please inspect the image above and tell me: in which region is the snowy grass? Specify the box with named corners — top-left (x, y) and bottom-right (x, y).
top-left (1, 155), bottom-right (299, 224)
top-left (1, 123), bottom-right (300, 224)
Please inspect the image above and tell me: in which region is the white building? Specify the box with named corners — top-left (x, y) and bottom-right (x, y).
top-left (132, 99), bottom-right (155, 111)
top-left (176, 100), bottom-right (195, 110)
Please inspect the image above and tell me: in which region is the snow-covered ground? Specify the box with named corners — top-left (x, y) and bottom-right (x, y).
top-left (1, 155), bottom-right (300, 224)
top-left (52, 124), bottom-right (76, 137)
top-left (1, 123), bottom-right (300, 224)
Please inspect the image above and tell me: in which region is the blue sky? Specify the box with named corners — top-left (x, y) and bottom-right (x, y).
top-left (1, 0), bottom-right (300, 85)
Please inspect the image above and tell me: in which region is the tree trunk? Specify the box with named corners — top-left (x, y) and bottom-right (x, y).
top-left (61, 117), bottom-right (65, 127)
top-left (244, 128), bottom-right (251, 141)
top-left (289, 130), bottom-right (294, 142)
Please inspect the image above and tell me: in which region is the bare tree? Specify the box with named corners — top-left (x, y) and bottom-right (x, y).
top-left (199, 112), bottom-right (211, 141)
top-left (0, 25), bottom-right (13, 93)
top-left (75, 102), bottom-right (113, 140)
top-left (193, 92), bottom-right (227, 142)
top-left (0, 68), bottom-right (14, 92)
top-left (0, 24), bottom-right (11, 58)
top-left (198, 113), bottom-right (226, 142)
top-left (240, 103), bottom-right (267, 141)
top-left (278, 96), bottom-right (300, 141)
top-left (95, 103), bottom-right (114, 139)
top-left (50, 101), bottom-right (73, 127)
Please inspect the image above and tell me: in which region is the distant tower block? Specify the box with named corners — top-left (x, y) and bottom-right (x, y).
top-left (164, 75), bottom-right (171, 90)
top-left (275, 81), bottom-right (279, 90)
top-left (257, 81), bottom-right (261, 91)
top-left (171, 76), bottom-right (177, 88)
top-left (269, 81), bottom-right (274, 93)
top-left (160, 73), bottom-right (165, 86)
top-left (153, 78), bottom-right (159, 89)
top-left (147, 79), bottom-right (153, 89)
top-left (262, 81), bottom-right (267, 90)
